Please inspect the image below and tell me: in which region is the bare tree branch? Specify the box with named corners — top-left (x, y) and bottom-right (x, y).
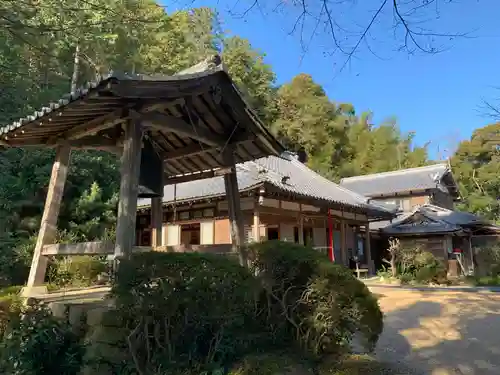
top-left (214, 0), bottom-right (473, 74)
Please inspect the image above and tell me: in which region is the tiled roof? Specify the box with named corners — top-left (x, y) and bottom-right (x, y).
top-left (0, 56), bottom-right (225, 138)
top-left (339, 163), bottom-right (451, 197)
top-left (0, 55), bottom-right (284, 176)
top-left (376, 204), bottom-right (492, 235)
top-left (138, 152), bottom-right (394, 219)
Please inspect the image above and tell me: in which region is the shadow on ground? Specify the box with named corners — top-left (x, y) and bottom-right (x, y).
top-left (372, 287), bottom-right (500, 374)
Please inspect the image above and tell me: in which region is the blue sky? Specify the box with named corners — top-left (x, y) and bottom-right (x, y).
top-left (168, 0), bottom-right (500, 159)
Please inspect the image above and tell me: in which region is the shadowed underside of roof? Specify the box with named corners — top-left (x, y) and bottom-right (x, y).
top-left (138, 152), bottom-right (395, 220)
top-left (0, 55), bottom-right (284, 180)
top-left (339, 164), bottom-right (453, 197)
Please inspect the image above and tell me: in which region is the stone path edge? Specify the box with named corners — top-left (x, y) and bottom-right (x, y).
top-left (364, 282), bottom-right (500, 293)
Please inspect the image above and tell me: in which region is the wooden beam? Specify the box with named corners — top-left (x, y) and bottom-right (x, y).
top-left (163, 136), bottom-right (256, 161)
top-left (42, 241), bottom-right (114, 255)
top-left (107, 76), bottom-right (217, 99)
top-left (164, 170), bottom-right (216, 185)
top-left (26, 145), bottom-right (71, 290)
top-left (141, 111), bottom-right (224, 147)
top-left (47, 108), bottom-right (126, 144)
top-left (222, 148), bottom-right (246, 266)
top-left (64, 135), bottom-right (118, 147)
top-left (58, 136), bottom-right (122, 155)
top-left (114, 118), bottom-right (143, 260)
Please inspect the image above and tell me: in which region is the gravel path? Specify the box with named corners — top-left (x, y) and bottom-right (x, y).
top-left (368, 286), bottom-right (500, 375)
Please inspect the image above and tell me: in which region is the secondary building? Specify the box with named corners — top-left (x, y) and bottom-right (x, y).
top-left (340, 163), bottom-right (500, 276)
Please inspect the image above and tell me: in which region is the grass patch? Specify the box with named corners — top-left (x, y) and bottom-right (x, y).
top-left (465, 275), bottom-right (500, 286)
top-left (0, 286), bottom-right (22, 299)
top-left (229, 354), bottom-right (403, 375)
top-left (323, 355), bottom-right (405, 375)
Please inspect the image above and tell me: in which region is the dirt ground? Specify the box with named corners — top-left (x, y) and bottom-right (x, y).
top-left (368, 285), bottom-right (500, 375)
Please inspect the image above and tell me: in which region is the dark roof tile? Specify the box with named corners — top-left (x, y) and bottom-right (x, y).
top-left (138, 151), bottom-right (394, 219)
top-left (340, 164), bottom-right (450, 197)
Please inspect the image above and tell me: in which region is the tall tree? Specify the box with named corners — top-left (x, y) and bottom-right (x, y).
top-left (272, 73), bottom-right (429, 180)
top-left (451, 123), bottom-right (500, 223)
top-left (222, 36), bottom-right (276, 121)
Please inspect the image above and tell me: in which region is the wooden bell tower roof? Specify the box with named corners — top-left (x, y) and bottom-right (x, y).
top-left (1, 55), bottom-right (284, 183)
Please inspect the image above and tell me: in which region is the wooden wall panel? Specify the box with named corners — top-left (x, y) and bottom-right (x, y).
top-left (200, 220), bottom-right (215, 245)
top-left (166, 225), bottom-right (180, 246)
top-left (410, 195), bottom-right (430, 207)
top-left (214, 219), bottom-right (231, 244)
top-left (313, 227), bottom-right (327, 247)
top-left (280, 224), bottom-right (295, 242)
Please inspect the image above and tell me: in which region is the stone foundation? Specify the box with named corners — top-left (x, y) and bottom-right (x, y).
top-left (48, 298), bottom-right (129, 375)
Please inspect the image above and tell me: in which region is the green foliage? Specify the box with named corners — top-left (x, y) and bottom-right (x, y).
top-left (271, 75), bottom-right (429, 180)
top-left (0, 286), bottom-right (23, 339)
top-left (110, 245), bottom-right (383, 374)
top-left (474, 243), bottom-right (500, 277)
top-left (451, 123), bottom-right (500, 222)
top-left (0, 303), bottom-right (84, 375)
top-left (228, 353), bottom-right (313, 375)
top-left (247, 241), bottom-right (383, 359)
top-left (468, 276), bottom-right (500, 286)
top-left (48, 256), bottom-right (107, 289)
top-left (395, 245), bottom-right (447, 284)
top-left (111, 252), bottom-right (261, 374)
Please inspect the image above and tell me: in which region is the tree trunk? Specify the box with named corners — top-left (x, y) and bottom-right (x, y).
top-left (390, 254), bottom-right (397, 277)
top-left (71, 44), bottom-right (80, 92)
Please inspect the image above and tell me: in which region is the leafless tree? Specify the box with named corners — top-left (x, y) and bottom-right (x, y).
top-left (383, 237), bottom-right (400, 277)
top-left (192, 0), bottom-right (472, 74)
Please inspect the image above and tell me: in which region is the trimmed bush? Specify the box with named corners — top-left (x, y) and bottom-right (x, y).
top-left (111, 251), bottom-right (262, 374)
top-left (0, 286), bottom-right (23, 339)
top-left (248, 241), bottom-right (383, 359)
top-left (110, 244), bottom-right (383, 374)
top-left (0, 303), bottom-right (84, 375)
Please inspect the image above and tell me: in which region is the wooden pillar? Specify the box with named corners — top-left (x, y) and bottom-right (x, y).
top-left (365, 223), bottom-right (375, 275)
top-left (25, 145), bottom-right (71, 293)
top-left (340, 220), bottom-right (347, 266)
top-left (114, 119), bottom-right (143, 260)
top-left (253, 202), bottom-right (260, 243)
top-left (151, 197), bottom-right (163, 249)
top-left (223, 149), bottom-right (245, 265)
top-left (299, 214), bottom-right (304, 245)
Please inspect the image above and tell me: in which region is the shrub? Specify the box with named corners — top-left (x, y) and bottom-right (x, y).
top-left (247, 241), bottom-right (383, 360)
top-left (398, 273), bottom-right (413, 284)
top-left (0, 286), bottom-right (23, 339)
top-left (111, 251), bottom-right (262, 375)
top-left (228, 352), bottom-right (314, 375)
top-left (413, 252), bottom-right (447, 284)
top-left (475, 243), bottom-right (500, 277)
top-left (394, 245), bottom-right (447, 285)
top-left (48, 255), bottom-right (107, 288)
top-left (0, 303), bottom-right (84, 375)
